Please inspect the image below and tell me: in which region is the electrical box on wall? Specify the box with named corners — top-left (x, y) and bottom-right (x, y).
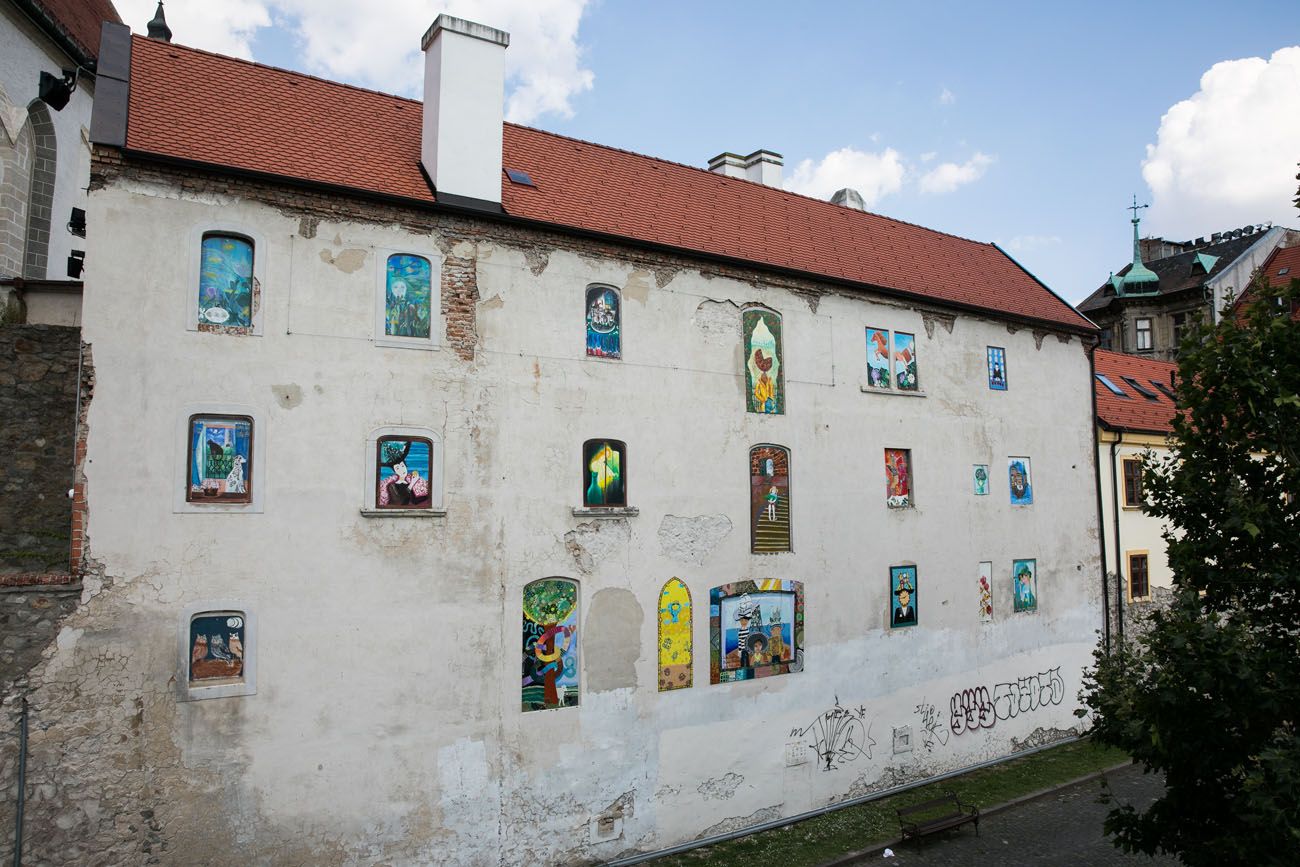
top-left (893, 725), bottom-right (913, 754)
top-left (785, 740), bottom-right (810, 766)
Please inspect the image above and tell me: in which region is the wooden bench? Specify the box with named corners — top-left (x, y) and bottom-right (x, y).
top-left (896, 791), bottom-right (980, 843)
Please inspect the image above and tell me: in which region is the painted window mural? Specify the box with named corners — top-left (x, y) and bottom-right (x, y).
top-left (384, 254), bottom-right (433, 340)
top-left (189, 612), bottom-right (246, 683)
top-left (978, 561), bottom-right (994, 623)
top-left (890, 565), bottom-right (918, 628)
top-left (750, 444), bottom-right (791, 553)
top-left (865, 327), bottom-right (891, 388)
top-left (973, 464), bottom-right (990, 496)
top-left (198, 233), bottom-right (254, 329)
top-left (522, 578), bottom-right (579, 711)
top-left (658, 578), bottom-right (693, 691)
top-left (186, 415), bottom-right (253, 503)
top-left (987, 346), bottom-right (1008, 390)
top-left (743, 307), bottom-right (784, 414)
top-left (376, 437), bottom-right (433, 509)
top-left (1012, 559), bottom-right (1037, 612)
top-left (585, 285), bottom-right (621, 358)
top-left (894, 331), bottom-right (918, 390)
top-left (710, 579), bottom-right (803, 684)
top-left (582, 439), bottom-right (626, 507)
top-left (885, 448), bottom-right (912, 508)
top-left (1008, 457), bottom-right (1034, 505)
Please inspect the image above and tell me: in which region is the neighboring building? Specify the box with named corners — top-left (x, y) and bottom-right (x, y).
top-left (0, 0), bottom-right (122, 324)
top-left (2, 16), bottom-right (1104, 865)
top-left (1093, 349), bottom-right (1178, 636)
top-left (1078, 212), bottom-right (1300, 360)
top-left (1230, 243), bottom-right (1300, 324)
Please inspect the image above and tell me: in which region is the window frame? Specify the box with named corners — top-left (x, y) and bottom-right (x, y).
top-left (187, 223), bottom-right (266, 335)
top-left (174, 404), bottom-right (266, 514)
top-left (1134, 317), bottom-right (1153, 351)
top-left (177, 603), bottom-right (258, 701)
top-left (986, 346), bottom-right (1008, 390)
top-left (1121, 457), bottom-right (1143, 508)
top-left (584, 283), bottom-right (622, 360)
top-left (863, 326), bottom-right (924, 395)
top-left (1127, 550), bottom-right (1150, 601)
top-left (884, 447), bottom-right (914, 509)
top-left (581, 438), bottom-right (629, 509)
top-left (374, 249), bottom-right (440, 350)
top-left (749, 443), bottom-right (793, 553)
top-left (362, 426), bottom-right (445, 515)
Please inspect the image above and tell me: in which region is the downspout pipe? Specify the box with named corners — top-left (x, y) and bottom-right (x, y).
top-left (1090, 348), bottom-right (1111, 653)
top-left (1110, 433), bottom-right (1126, 645)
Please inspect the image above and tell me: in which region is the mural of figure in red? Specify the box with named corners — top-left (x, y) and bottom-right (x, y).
top-left (885, 448), bottom-right (912, 508)
top-left (522, 578), bottom-right (580, 711)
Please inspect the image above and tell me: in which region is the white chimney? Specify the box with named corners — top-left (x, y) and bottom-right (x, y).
top-left (421, 15), bottom-right (510, 207)
top-left (707, 149), bottom-right (783, 187)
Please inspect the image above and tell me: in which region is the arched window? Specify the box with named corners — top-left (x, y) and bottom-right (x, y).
top-left (22, 101), bottom-right (55, 278)
top-left (198, 233), bottom-right (255, 330)
top-left (658, 578), bottom-right (692, 691)
top-left (585, 284), bottom-right (621, 358)
top-left (522, 577), bottom-right (580, 711)
top-left (750, 444), bottom-right (791, 552)
top-left (384, 253), bottom-right (433, 341)
top-left (743, 307), bottom-right (784, 414)
top-left (582, 439), bottom-right (626, 507)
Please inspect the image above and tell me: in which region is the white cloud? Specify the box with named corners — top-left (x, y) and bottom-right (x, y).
top-left (118, 0), bottom-right (271, 59)
top-left (939, 87), bottom-right (955, 105)
top-left (1002, 234), bottom-right (1062, 253)
top-left (121, 0), bottom-right (595, 125)
top-left (918, 152), bottom-right (994, 194)
top-left (919, 151), bottom-right (937, 163)
top-left (785, 147), bottom-right (906, 205)
top-left (1143, 46), bottom-right (1300, 234)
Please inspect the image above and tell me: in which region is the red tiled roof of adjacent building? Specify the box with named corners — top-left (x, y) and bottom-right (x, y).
top-left (24, 0), bottom-right (122, 63)
top-left (1230, 245), bottom-right (1300, 324)
top-left (123, 36), bottom-right (1095, 332)
top-left (1094, 349), bottom-right (1178, 435)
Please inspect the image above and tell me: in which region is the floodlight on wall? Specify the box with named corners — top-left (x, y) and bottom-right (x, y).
top-left (68, 207), bottom-right (86, 237)
top-left (38, 69), bottom-right (78, 111)
top-left (67, 250), bottom-right (85, 279)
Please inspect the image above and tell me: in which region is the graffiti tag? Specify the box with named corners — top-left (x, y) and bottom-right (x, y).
top-left (949, 667), bottom-right (1065, 736)
top-left (914, 701), bottom-right (950, 752)
top-left (790, 696), bottom-right (876, 771)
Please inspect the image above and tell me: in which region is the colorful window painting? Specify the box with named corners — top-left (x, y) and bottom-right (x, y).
top-left (1012, 559), bottom-right (1037, 612)
top-left (189, 612), bottom-right (246, 683)
top-left (890, 566), bottom-right (918, 628)
top-left (894, 331), bottom-right (918, 390)
top-left (885, 448), bottom-right (912, 508)
top-left (198, 233), bottom-right (254, 329)
top-left (522, 578), bottom-right (579, 711)
top-left (384, 254), bottom-right (433, 340)
top-left (978, 561), bottom-right (994, 622)
top-left (585, 285), bottom-right (621, 358)
top-left (743, 307), bottom-right (784, 414)
top-left (186, 415), bottom-right (253, 503)
top-left (865, 327), bottom-right (891, 388)
top-left (583, 439), bottom-right (626, 507)
top-left (1008, 457), bottom-right (1033, 505)
top-left (376, 437), bottom-right (433, 509)
top-left (710, 579), bottom-right (803, 684)
top-left (973, 464), bottom-right (990, 496)
top-left (750, 445), bottom-right (791, 553)
top-left (987, 346), bottom-right (1008, 390)
top-left (658, 578), bottom-right (693, 691)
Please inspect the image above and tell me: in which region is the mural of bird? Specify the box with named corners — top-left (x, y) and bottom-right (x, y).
top-left (228, 633), bottom-right (244, 660)
top-left (191, 634), bottom-right (208, 665)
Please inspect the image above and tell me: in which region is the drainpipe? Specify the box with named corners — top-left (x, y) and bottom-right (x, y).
top-left (1110, 433), bottom-right (1125, 645)
top-left (12, 696), bottom-right (28, 867)
top-left (1090, 349), bottom-right (1111, 653)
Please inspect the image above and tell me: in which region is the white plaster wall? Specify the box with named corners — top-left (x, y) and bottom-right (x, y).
top-left (1098, 437), bottom-right (1175, 593)
top-left (79, 180), bottom-right (1103, 864)
top-left (20, 287), bottom-right (81, 325)
top-left (1208, 227), bottom-right (1300, 321)
top-left (0, 2), bottom-right (95, 278)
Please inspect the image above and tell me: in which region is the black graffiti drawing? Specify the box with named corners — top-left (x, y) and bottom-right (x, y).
top-left (949, 667), bottom-right (1065, 736)
top-left (914, 701), bottom-right (950, 752)
top-left (790, 696), bottom-right (876, 771)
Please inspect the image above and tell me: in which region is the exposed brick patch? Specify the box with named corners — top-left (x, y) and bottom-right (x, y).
top-left (0, 571), bottom-right (76, 587)
top-left (442, 252), bottom-right (480, 360)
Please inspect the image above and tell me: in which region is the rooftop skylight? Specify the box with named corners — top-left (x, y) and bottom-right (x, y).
top-left (1095, 374), bottom-right (1128, 397)
top-left (1122, 376), bottom-right (1160, 401)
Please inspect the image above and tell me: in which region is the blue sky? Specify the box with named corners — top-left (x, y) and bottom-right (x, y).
top-left (121, 1), bottom-right (1300, 304)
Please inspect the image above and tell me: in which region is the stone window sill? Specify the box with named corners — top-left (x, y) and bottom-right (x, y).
top-left (572, 507), bottom-right (639, 518)
top-left (360, 508), bottom-right (446, 518)
top-left (860, 384), bottom-right (926, 398)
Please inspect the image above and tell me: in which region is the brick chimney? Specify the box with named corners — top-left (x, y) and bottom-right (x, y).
top-left (707, 150), bottom-right (783, 187)
top-left (421, 15), bottom-right (510, 209)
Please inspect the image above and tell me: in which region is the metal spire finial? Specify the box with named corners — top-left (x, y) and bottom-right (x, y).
top-left (147, 1), bottom-right (173, 42)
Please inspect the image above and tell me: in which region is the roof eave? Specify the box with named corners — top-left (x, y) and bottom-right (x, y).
top-left (10, 0), bottom-right (98, 68)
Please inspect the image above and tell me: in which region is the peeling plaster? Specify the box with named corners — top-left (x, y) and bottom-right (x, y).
top-left (563, 520), bottom-right (630, 573)
top-left (318, 247), bottom-right (368, 274)
top-left (921, 311), bottom-right (956, 338)
top-left (698, 805), bottom-right (780, 838)
top-left (297, 216), bottom-right (319, 239)
top-left (657, 514), bottom-right (732, 565)
top-left (623, 270), bottom-right (652, 304)
top-left (696, 771), bottom-right (744, 801)
top-left (1033, 329), bottom-right (1048, 350)
top-left (523, 249), bottom-right (550, 276)
top-left (272, 384), bottom-right (303, 409)
top-left (584, 589), bottom-right (642, 692)
top-left (692, 298), bottom-right (740, 344)
top-left (480, 294), bottom-right (505, 311)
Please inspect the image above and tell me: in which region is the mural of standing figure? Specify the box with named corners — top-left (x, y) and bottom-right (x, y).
top-left (522, 578), bottom-right (580, 711)
top-left (743, 308), bottom-right (785, 414)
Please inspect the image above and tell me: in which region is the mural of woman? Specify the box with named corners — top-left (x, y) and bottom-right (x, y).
top-left (378, 440), bottom-right (431, 507)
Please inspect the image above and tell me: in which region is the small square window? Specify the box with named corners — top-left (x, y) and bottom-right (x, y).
top-left (505, 168), bottom-right (535, 186)
top-left (179, 605), bottom-right (257, 701)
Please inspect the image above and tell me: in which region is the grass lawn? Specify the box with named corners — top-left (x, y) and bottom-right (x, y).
top-left (649, 738), bottom-right (1129, 867)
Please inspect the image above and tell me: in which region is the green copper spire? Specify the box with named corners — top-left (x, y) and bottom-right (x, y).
top-left (1120, 195), bottom-right (1159, 295)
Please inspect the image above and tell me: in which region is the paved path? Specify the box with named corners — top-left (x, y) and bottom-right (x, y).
top-left (849, 763), bottom-right (1179, 866)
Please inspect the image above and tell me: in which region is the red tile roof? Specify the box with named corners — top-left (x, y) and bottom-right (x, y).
top-left (27, 0), bottom-right (122, 63)
top-left (1094, 350), bottom-right (1178, 434)
top-left (1230, 245), bottom-right (1300, 323)
top-left (123, 36), bottom-right (1094, 332)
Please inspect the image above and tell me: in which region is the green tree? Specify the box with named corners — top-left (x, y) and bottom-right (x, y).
top-left (1082, 270), bottom-right (1300, 865)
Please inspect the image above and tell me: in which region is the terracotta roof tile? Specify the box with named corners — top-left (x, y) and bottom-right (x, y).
top-left (1229, 245), bottom-right (1300, 324)
top-left (27, 0), bottom-right (121, 62)
top-left (124, 36), bottom-right (1094, 331)
top-left (1094, 349), bottom-right (1178, 434)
